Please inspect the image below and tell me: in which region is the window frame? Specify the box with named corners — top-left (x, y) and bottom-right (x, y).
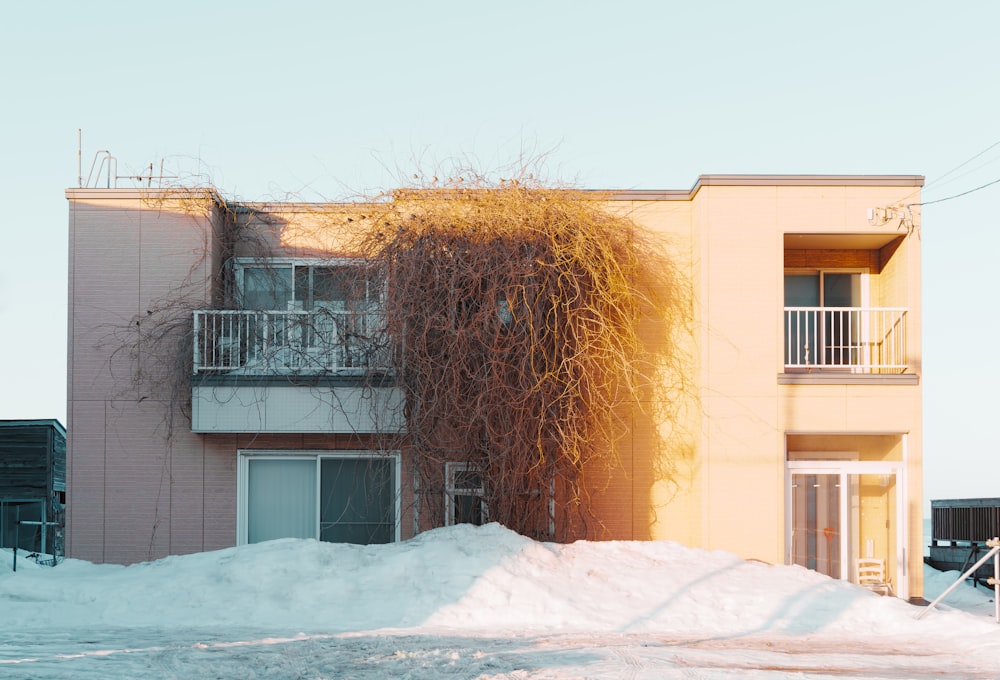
top-left (237, 450), bottom-right (401, 545)
top-left (783, 268), bottom-right (869, 308)
top-left (444, 461), bottom-right (488, 527)
top-left (783, 267), bottom-right (870, 369)
top-left (232, 257), bottom-right (380, 311)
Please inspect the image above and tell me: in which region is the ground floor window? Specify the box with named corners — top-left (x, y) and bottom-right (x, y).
top-left (238, 451), bottom-right (400, 545)
top-left (445, 462), bottom-right (487, 526)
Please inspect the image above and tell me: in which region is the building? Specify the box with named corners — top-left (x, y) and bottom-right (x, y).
top-left (0, 419), bottom-right (66, 555)
top-left (66, 174), bottom-right (923, 600)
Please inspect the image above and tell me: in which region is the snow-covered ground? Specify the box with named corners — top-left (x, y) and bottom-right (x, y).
top-left (1, 523), bottom-right (997, 679)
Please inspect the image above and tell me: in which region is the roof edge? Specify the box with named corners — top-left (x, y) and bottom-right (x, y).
top-left (0, 419), bottom-right (66, 436)
top-left (606, 174), bottom-right (925, 201)
top-left (67, 174), bottom-right (925, 205)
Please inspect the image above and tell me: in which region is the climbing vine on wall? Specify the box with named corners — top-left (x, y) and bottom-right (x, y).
top-left (356, 181), bottom-right (686, 539)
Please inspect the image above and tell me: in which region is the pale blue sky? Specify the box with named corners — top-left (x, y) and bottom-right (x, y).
top-left (2, 1), bottom-right (998, 506)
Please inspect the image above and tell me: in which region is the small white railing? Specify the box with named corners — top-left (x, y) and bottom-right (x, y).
top-left (193, 309), bottom-right (390, 375)
top-left (784, 307), bottom-right (907, 373)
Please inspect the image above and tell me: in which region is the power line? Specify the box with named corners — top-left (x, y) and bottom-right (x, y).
top-left (894, 137), bottom-right (1000, 206)
top-left (922, 139), bottom-right (1000, 194)
top-left (907, 176), bottom-right (1000, 207)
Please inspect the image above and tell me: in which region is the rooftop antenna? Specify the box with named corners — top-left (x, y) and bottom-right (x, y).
top-left (77, 129), bottom-right (82, 188)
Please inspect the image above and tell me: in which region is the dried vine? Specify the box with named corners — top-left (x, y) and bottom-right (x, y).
top-left (357, 182), bottom-right (684, 540)
top-left (105, 179), bottom-right (687, 545)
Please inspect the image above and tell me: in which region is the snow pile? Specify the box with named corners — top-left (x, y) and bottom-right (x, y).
top-left (1, 523), bottom-right (996, 643)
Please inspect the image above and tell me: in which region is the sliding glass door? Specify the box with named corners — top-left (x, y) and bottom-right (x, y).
top-left (240, 452), bottom-right (399, 545)
top-left (784, 271), bottom-right (864, 367)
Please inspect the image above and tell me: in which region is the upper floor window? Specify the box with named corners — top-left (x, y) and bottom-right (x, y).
top-left (785, 270), bottom-right (866, 368)
top-left (784, 270), bottom-right (864, 310)
top-left (234, 258), bottom-right (378, 311)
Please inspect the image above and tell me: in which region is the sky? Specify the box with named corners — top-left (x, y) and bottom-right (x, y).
top-left (2, 523), bottom-right (999, 678)
top-left (2, 1), bottom-right (999, 507)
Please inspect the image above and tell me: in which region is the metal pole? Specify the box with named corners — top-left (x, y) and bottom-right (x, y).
top-left (13, 505), bottom-right (19, 572)
top-left (916, 540), bottom-right (1000, 620)
top-left (40, 499), bottom-right (47, 556)
top-left (993, 540), bottom-right (999, 624)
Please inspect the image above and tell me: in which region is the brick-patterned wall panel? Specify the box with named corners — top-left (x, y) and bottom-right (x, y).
top-left (66, 400), bottom-right (107, 562)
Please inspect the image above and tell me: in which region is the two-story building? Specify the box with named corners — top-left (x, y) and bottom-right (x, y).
top-left (66, 174), bottom-right (923, 600)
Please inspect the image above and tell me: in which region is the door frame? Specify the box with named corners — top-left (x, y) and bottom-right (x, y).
top-left (785, 458), bottom-right (907, 599)
top-left (784, 269), bottom-right (870, 369)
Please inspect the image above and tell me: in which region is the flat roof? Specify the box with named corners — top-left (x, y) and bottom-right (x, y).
top-left (67, 174), bottom-right (925, 205)
top-left (604, 174), bottom-right (925, 201)
top-left (0, 419), bottom-right (66, 436)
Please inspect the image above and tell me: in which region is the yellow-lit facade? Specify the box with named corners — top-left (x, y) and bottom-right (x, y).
top-left (598, 176), bottom-right (922, 600)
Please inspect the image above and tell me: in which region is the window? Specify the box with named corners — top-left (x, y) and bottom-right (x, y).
top-left (239, 451), bottom-right (400, 545)
top-left (224, 258), bottom-right (387, 372)
top-left (445, 462), bottom-right (487, 526)
top-left (234, 258), bottom-right (378, 311)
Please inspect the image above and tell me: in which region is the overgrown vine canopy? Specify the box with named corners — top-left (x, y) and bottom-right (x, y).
top-left (357, 184), bottom-right (682, 539)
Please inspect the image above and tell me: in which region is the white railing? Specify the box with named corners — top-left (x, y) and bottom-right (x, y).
top-left (784, 307), bottom-right (907, 373)
top-left (193, 309), bottom-right (390, 375)
top-left (916, 537), bottom-right (1000, 624)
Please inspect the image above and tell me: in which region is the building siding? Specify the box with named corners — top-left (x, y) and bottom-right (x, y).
top-left (65, 179), bottom-right (924, 598)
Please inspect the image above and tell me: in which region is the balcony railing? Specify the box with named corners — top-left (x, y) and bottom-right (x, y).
top-left (193, 309), bottom-right (390, 375)
top-left (784, 307), bottom-right (907, 373)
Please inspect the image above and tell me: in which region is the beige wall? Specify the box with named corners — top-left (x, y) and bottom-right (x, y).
top-left (607, 179), bottom-right (922, 597)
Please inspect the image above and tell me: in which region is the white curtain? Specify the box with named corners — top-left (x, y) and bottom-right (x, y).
top-left (247, 459), bottom-right (316, 543)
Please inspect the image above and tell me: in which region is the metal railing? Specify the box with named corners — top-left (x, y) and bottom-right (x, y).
top-left (784, 307), bottom-right (907, 373)
top-left (193, 309), bottom-right (390, 375)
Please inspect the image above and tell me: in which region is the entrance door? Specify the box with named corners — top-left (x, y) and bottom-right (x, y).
top-left (786, 461), bottom-right (904, 597)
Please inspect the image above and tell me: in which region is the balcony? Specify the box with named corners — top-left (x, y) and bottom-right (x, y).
top-left (191, 309), bottom-right (401, 433)
top-left (784, 307), bottom-right (907, 374)
top-left (193, 309), bottom-right (390, 376)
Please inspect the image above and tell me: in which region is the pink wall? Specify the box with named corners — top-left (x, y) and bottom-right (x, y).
top-left (66, 191), bottom-right (233, 563)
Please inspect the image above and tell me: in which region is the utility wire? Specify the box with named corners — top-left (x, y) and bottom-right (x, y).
top-left (894, 137), bottom-right (1000, 205)
top-left (907, 176), bottom-right (1000, 207)
top-left (922, 138), bottom-right (1000, 193)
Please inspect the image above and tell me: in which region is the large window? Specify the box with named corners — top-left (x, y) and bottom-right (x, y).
top-left (234, 258), bottom-right (378, 312)
top-left (239, 451), bottom-right (400, 545)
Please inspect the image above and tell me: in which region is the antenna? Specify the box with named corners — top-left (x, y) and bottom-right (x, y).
top-left (77, 129), bottom-right (82, 188)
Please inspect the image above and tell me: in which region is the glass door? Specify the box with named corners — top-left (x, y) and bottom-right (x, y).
top-left (786, 462), bottom-right (903, 596)
top-left (784, 274), bottom-right (820, 366)
top-left (822, 273), bottom-right (862, 366)
top-left (784, 271), bottom-right (863, 368)
top-left (790, 473), bottom-right (843, 578)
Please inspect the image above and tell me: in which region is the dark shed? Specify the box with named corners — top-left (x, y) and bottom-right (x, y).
top-left (0, 419), bottom-right (66, 554)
